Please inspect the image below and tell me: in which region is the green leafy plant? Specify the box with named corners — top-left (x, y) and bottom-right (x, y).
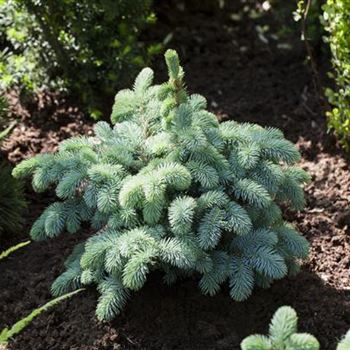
top-left (241, 306), bottom-right (320, 350)
top-left (0, 240), bottom-right (30, 261)
top-left (323, 0), bottom-right (350, 150)
top-left (13, 50), bottom-right (310, 321)
top-left (241, 306), bottom-right (350, 350)
top-left (0, 289), bottom-right (83, 346)
top-left (0, 0), bottom-right (159, 116)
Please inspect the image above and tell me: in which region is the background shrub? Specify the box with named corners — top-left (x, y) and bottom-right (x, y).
top-left (14, 50), bottom-right (310, 321)
top-left (0, 0), bottom-right (159, 117)
top-left (322, 0), bottom-right (350, 150)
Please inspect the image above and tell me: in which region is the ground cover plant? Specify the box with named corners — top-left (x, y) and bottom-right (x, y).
top-left (322, 0), bottom-right (350, 150)
top-left (13, 49), bottom-right (311, 321)
top-left (241, 306), bottom-right (350, 350)
top-left (0, 0), bottom-right (158, 117)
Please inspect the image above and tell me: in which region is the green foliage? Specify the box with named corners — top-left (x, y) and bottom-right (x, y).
top-left (323, 0), bottom-right (350, 150)
top-left (0, 162), bottom-right (26, 239)
top-left (0, 0), bottom-right (159, 116)
top-left (0, 240), bottom-right (30, 261)
top-left (0, 289), bottom-right (83, 346)
top-left (241, 306), bottom-right (320, 350)
top-left (241, 306), bottom-right (350, 350)
top-left (14, 50), bottom-right (310, 321)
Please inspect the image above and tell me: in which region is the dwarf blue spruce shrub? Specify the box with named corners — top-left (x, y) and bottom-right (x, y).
top-left (13, 50), bottom-right (311, 321)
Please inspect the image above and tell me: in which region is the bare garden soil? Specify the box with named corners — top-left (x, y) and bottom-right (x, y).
top-left (0, 1), bottom-right (349, 349)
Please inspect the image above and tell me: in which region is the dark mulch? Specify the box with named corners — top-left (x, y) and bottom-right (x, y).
top-left (0, 1), bottom-right (349, 349)
top-left (1, 90), bottom-right (92, 164)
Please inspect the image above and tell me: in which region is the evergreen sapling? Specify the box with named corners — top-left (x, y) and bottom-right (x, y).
top-left (13, 50), bottom-right (311, 321)
top-left (241, 306), bottom-right (320, 350)
top-left (241, 306), bottom-right (350, 350)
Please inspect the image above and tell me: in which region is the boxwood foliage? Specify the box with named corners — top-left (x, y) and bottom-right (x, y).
top-left (0, 0), bottom-right (158, 117)
top-left (13, 50), bottom-right (310, 321)
top-left (323, 0), bottom-right (350, 150)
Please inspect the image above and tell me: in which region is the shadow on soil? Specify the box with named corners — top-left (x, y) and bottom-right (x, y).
top-left (0, 238), bottom-right (349, 350)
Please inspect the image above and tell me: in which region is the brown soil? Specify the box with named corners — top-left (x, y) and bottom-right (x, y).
top-left (1, 90), bottom-right (92, 164)
top-left (0, 1), bottom-right (349, 349)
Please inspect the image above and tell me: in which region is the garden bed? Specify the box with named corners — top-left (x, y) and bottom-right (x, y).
top-left (0, 1), bottom-right (349, 349)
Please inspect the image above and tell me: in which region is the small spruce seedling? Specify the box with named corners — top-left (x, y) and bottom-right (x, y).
top-left (241, 306), bottom-right (350, 350)
top-left (13, 50), bottom-right (311, 321)
top-left (241, 306), bottom-right (320, 350)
